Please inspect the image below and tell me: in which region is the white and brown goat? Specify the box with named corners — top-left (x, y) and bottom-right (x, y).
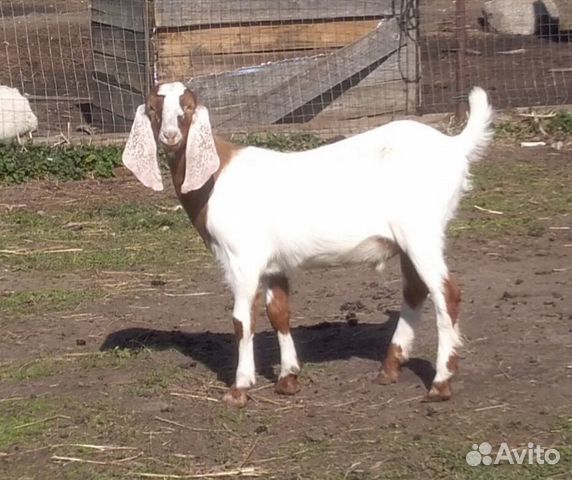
top-left (122, 81), bottom-right (493, 408)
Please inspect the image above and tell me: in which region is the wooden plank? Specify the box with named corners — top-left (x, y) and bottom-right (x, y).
top-left (91, 79), bottom-right (144, 121)
top-left (156, 49), bottom-right (332, 80)
top-left (278, 53), bottom-right (406, 124)
top-left (298, 53), bottom-right (403, 123)
top-left (216, 17), bottom-right (402, 127)
top-left (391, 0), bottom-right (418, 113)
top-left (401, 40), bottom-right (418, 114)
top-left (155, 19), bottom-right (381, 80)
top-left (154, 0), bottom-right (401, 27)
top-left (156, 20), bottom-right (380, 58)
top-left (213, 111), bottom-right (451, 138)
top-left (313, 80), bottom-right (407, 124)
top-left (188, 55), bottom-right (319, 112)
top-left (91, 0), bottom-right (148, 32)
top-left (91, 24), bottom-right (148, 63)
top-left (93, 53), bottom-right (149, 93)
top-left (89, 105), bottom-right (133, 133)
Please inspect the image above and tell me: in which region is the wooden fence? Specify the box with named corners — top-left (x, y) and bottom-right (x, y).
top-left (91, 0), bottom-right (418, 133)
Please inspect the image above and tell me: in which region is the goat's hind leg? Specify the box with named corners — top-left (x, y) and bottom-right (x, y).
top-left (376, 252), bottom-right (428, 385)
top-left (264, 274), bottom-right (301, 395)
top-left (425, 274), bottom-right (461, 401)
top-left (406, 243), bottom-right (462, 401)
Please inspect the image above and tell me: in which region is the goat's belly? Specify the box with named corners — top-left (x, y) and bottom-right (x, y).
top-left (299, 236), bottom-right (398, 270)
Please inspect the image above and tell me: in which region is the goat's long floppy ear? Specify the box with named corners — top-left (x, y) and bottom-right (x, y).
top-left (181, 105), bottom-right (220, 194)
top-left (122, 105), bottom-right (164, 191)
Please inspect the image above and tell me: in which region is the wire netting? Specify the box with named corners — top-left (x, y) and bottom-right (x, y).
top-left (0, 0), bottom-right (569, 140)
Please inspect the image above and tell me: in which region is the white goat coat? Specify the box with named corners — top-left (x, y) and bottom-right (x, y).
top-left (121, 83), bottom-right (493, 398)
top-left (207, 117), bottom-right (483, 279)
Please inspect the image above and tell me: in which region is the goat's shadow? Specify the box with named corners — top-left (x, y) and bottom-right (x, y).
top-left (100, 310), bottom-right (435, 388)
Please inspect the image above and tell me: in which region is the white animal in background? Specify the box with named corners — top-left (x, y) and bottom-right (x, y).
top-left (0, 85), bottom-right (38, 141)
top-left (122, 81), bottom-right (494, 408)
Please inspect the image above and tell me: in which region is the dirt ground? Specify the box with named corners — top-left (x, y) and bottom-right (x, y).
top-left (419, 0), bottom-right (572, 113)
top-left (0, 0), bottom-right (570, 136)
top-left (0, 142), bottom-right (570, 479)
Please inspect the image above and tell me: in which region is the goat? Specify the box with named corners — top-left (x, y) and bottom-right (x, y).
top-left (122, 81), bottom-right (493, 408)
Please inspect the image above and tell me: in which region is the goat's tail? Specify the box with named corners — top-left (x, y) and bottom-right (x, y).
top-left (456, 86), bottom-right (494, 162)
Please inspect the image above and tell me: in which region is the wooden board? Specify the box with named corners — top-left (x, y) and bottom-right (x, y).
top-left (156, 20), bottom-right (380, 57)
top-left (93, 53), bottom-right (149, 93)
top-left (155, 19), bottom-right (382, 80)
top-left (92, 24), bottom-right (148, 63)
top-left (288, 21), bottom-right (418, 125)
top-left (215, 17), bottom-right (402, 127)
top-left (91, 0), bottom-right (149, 32)
top-left (154, 0), bottom-right (401, 27)
top-left (157, 49), bottom-right (331, 80)
top-left (398, 0), bottom-right (419, 113)
top-left (187, 55), bottom-right (322, 126)
top-left (89, 105), bottom-right (133, 133)
top-left (91, 79), bottom-right (144, 121)
top-left (312, 63), bottom-right (408, 124)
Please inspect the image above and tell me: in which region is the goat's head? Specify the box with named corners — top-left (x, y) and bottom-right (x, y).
top-left (122, 82), bottom-right (220, 194)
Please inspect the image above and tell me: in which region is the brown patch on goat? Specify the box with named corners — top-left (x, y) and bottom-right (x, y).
top-left (275, 374), bottom-right (300, 395)
top-left (222, 386), bottom-right (249, 408)
top-left (400, 252), bottom-right (429, 309)
top-left (375, 343), bottom-right (404, 385)
top-left (144, 85), bottom-right (165, 140)
top-left (265, 275), bottom-right (291, 335)
top-left (447, 352), bottom-right (460, 374)
top-left (213, 136), bottom-right (242, 180)
top-left (231, 291), bottom-right (260, 341)
top-left (152, 85), bottom-right (242, 247)
top-left (250, 291), bottom-right (260, 332)
top-left (424, 380), bottom-right (452, 402)
top-left (232, 318), bottom-right (243, 340)
top-left (443, 276), bottom-right (461, 325)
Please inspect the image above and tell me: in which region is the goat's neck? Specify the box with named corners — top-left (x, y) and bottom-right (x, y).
top-left (168, 135), bottom-right (240, 247)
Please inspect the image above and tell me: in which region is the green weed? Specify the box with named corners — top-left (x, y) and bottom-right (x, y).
top-left (495, 110), bottom-right (572, 141)
top-left (235, 132), bottom-right (325, 151)
top-left (451, 159), bottom-right (571, 237)
top-left (0, 288), bottom-right (104, 317)
top-left (0, 397), bottom-right (59, 450)
top-left (0, 203), bottom-right (209, 272)
top-left (0, 144), bottom-right (123, 184)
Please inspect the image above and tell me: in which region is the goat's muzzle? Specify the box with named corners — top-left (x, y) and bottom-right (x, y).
top-left (159, 130), bottom-right (183, 149)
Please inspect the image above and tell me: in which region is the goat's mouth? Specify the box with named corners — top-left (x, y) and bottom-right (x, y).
top-left (159, 138), bottom-right (183, 151)
top-left (161, 141), bottom-right (181, 150)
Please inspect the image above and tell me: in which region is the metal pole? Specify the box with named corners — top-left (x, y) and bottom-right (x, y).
top-left (455, 0), bottom-right (468, 121)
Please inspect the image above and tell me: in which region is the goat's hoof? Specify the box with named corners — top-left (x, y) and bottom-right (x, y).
top-left (275, 374), bottom-right (300, 395)
top-left (222, 387), bottom-right (249, 408)
top-left (373, 369), bottom-right (398, 385)
top-left (423, 381), bottom-right (452, 402)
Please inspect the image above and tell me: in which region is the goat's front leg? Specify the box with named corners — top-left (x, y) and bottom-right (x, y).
top-left (223, 278), bottom-right (259, 408)
top-left (265, 275), bottom-right (301, 395)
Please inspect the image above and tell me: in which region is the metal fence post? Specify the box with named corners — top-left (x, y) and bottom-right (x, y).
top-left (455, 0), bottom-right (468, 121)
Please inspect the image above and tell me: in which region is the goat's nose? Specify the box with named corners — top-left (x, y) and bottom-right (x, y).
top-left (161, 130), bottom-right (180, 145)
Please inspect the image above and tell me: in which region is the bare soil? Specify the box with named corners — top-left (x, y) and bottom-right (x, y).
top-left (418, 0), bottom-right (572, 114)
top-left (0, 145), bottom-right (570, 478)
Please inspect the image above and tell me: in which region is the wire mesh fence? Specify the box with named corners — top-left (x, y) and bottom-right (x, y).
top-left (0, 0), bottom-right (570, 141)
top-left (419, 0), bottom-right (572, 115)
